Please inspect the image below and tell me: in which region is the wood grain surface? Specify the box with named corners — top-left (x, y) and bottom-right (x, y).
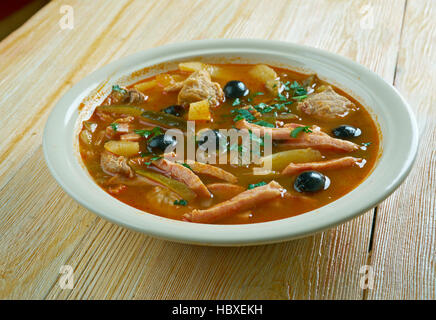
top-left (0, 0), bottom-right (434, 300)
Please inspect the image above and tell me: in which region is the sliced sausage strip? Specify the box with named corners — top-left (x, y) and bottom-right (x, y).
top-left (189, 162), bottom-right (238, 183)
top-left (282, 156), bottom-right (363, 175)
top-left (207, 183), bottom-right (245, 200)
top-left (183, 181), bottom-right (284, 223)
top-left (235, 120), bottom-right (358, 153)
top-left (153, 158), bottom-right (212, 198)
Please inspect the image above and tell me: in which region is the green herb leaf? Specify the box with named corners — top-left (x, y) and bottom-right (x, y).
top-left (174, 199), bottom-right (188, 206)
top-left (248, 181), bottom-right (267, 190)
top-left (282, 81), bottom-right (291, 91)
top-left (362, 142), bottom-right (372, 146)
top-left (254, 120), bottom-right (274, 128)
top-left (290, 126), bottom-right (312, 138)
top-left (110, 123), bottom-right (119, 131)
top-left (112, 85), bottom-right (127, 94)
top-left (232, 98), bottom-right (241, 106)
top-left (290, 81), bottom-right (307, 97)
top-left (292, 95), bottom-right (307, 101)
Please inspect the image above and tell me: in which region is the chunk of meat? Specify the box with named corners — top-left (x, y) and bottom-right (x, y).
top-left (282, 156), bottom-right (363, 175)
top-left (281, 124), bottom-right (359, 153)
top-left (297, 86), bottom-right (355, 120)
top-left (100, 151), bottom-right (134, 178)
top-left (183, 181), bottom-right (284, 223)
top-left (235, 120), bottom-right (358, 153)
top-left (164, 70), bottom-right (224, 107)
top-left (153, 158), bottom-right (212, 198)
top-left (107, 87), bottom-right (147, 105)
top-left (207, 183), bottom-right (245, 200)
top-left (125, 88), bottom-right (148, 104)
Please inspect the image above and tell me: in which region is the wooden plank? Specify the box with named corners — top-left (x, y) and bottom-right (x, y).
top-left (46, 214), bottom-right (372, 299)
top-left (367, 0), bottom-right (436, 300)
top-left (0, 147), bottom-right (97, 299)
top-left (39, 0), bottom-right (405, 299)
top-left (0, 0), bottom-right (132, 190)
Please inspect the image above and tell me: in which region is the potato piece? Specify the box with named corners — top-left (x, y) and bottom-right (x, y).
top-left (179, 62), bottom-right (223, 79)
top-left (249, 64), bottom-right (280, 92)
top-left (104, 140), bottom-right (139, 157)
top-left (179, 62), bottom-right (207, 73)
top-left (134, 80), bottom-right (157, 92)
top-left (188, 99), bottom-right (211, 121)
top-left (80, 129), bottom-right (92, 146)
top-left (260, 148), bottom-right (322, 171)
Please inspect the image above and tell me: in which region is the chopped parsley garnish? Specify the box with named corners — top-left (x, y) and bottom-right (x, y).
top-left (362, 142), bottom-right (372, 146)
top-left (290, 81), bottom-right (307, 97)
top-left (110, 123), bottom-right (119, 131)
top-left (292, 95), bottom-right (308, 101)
top-left (253, 101), bottom-right (293, 114)
top-left (231, 108), bottom-right (256, 122)
top-left (281, 81), bottom-right (291, 91)
top-left (180, 163), bottom-right (193, 170)
top-left (112, 84), bottom-right (127, 94)
top-left (253, 92), bottom-right (264, 96)
top-left (290, 126), bottom-right (312, 138)
top-left (248, 181), bottom-right (267, 190)
top-left (134, 126), bottom-right (163, 139)
top-left (174, 199), bottom-right (188, 206)
top-left (232, 98), bottom-right (241, 106)
top-left (277, 92), bottom-right (287, 101)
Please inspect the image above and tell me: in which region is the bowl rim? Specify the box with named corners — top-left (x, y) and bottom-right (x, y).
top-left (43, 39), bottom-right (419, 246)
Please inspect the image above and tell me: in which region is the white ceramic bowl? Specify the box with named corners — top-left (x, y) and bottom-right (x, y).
top-left (43, 39), bottom-right (418, 246)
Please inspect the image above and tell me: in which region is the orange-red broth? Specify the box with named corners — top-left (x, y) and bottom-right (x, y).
top-left (79, 64), bottom-right (380, 224)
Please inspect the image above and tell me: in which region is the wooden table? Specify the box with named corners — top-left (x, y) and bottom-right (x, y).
top-left (0, 0), bottom-right (434, 300)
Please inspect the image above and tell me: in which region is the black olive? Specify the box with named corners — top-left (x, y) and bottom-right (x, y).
top-left (294, 171), bottom-right (327, 193)
top-left (161, 105), bottom-right (184, 117)
top-left (223, 80), bottom-right (249, 99)
top-left (332, 125), bottom-right (361, 139)
top-left (147, 134), bottom-right (177, 154)
top-left (197, 129), bottom-right (228, 151)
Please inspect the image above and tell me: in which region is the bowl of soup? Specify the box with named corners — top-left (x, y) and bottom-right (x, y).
top-left (43, 39), bottom-right (418, 245)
